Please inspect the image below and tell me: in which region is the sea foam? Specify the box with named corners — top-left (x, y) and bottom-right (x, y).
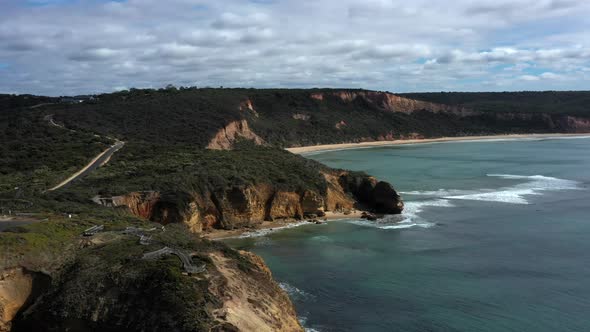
top-left (357, 174), bottom-right (581, 230)
top-left (446, 174), bottom-right (579, 205)
top-left (403, 174), bottom-right (579, 205)
top-left (279, 282), bottom-right (314, 300)
top-left (348, 199), bottom-right (450, 229)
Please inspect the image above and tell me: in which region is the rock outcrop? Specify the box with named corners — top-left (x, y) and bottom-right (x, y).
top-left (209, 251), bottom-right (302, 332)
top-left (0, 268), bottom-right (50, 332)
top-left (95, 171), bottom-right (403, 233)
top-left (207, 120), bottom-right (265, 150)
top-left (339, 173), bottom-right (404, 214)
top-left (267, 192), bottom-right (304, 220)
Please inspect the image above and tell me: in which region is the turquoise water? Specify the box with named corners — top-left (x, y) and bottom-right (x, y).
top-left (226, 137), bottom-right (590, 332)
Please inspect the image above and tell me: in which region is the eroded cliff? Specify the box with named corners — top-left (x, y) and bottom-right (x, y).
top-left (96, 170), bottom-right (403, 233)
top-left (0, 267), bottom-right (52, 332)
top-left (207, 120), bottom-right (265, 150)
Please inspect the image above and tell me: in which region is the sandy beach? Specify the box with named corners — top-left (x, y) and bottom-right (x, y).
top-left (202, 210), bottom-right (364, 240)
top-left (286, 133), bottom-right (590, 154)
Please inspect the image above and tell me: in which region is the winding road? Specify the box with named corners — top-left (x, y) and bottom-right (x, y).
top-left (44, 114), bottom-right (125, 191)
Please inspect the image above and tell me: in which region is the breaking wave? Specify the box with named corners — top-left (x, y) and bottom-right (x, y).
top-left (348, 199), bottom-right (451, 229)
top-left (279, 282), bottom-right (314, 300)
top-left (404, 174), bottom-right (579, 205)
top-left (358, 174), bottom-right (580, 229)
top-left (298, 316), bottom-right (322, 332)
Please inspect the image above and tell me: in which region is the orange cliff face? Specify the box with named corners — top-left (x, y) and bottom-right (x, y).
top-left (307, 90), bottom-right (590, 134)
top-left (239, 98), bottom-right (259, 117)
top-left (93, 171), bottom-right (404, 233)
top-left (0, 268), bottom-right (51, 332)
top-left (206, 119), bottom-right (265, 150)
top-left (313, 90), bottom-right (472, 115)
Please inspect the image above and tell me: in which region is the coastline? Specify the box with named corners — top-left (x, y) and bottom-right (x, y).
top-left (205, 133), bottom-right (590, 241)
top-left (286, 133), bottom-right (590, 154)
top-left (202, 210), bottom-right (364, 240)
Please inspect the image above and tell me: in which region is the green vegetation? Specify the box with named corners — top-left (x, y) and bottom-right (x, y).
top-left (0, 102), bottom-right (109, 195)
top-left (11, 225), bottom-right (221, 332)
top-left (0, 94), bottom-right (56, 111)
top-left (47, 88), bottom-right (247, 147)
top-left (3, 88), bottom-right (589, 216)
top-left (39, 88), bottom-right (590, 149)
top-left (400, 91), bottom-right (590, 116)
top-left (71, 142), bottom-right (330, 197)
top-left (0, 208), bottom-right (148, 270)
top-left (2, 88), bottom-right (589, 330)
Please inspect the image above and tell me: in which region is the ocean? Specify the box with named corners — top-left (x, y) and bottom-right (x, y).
top-left (226, 137), bottom-right (590, 332)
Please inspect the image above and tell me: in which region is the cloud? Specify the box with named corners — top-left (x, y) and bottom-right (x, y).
top-left (69, 48), bottom-right (122, 62)
top-left (211, 12), bottom-right (270, 30)
top-left (0, 0), bottom-right (588, 95)
top-left (519, 75), bottom-right (541, 81)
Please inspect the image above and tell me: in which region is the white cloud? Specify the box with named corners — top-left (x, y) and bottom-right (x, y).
top-left (0, 0), bottom-right (588, 95)
top-left (519, 75), bottom-right (541, 81)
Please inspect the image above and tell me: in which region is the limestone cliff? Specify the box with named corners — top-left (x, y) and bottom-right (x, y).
top-left (95, 170), bottom-right (403, 233)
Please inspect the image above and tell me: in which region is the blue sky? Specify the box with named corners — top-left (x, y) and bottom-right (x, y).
top-left (0, 0), bottom-right (589, 95)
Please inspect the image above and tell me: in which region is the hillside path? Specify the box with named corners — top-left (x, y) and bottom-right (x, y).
top-left (44, 114), bottom-right (125, 191)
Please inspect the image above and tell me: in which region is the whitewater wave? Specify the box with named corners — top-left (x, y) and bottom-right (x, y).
top-left (403, 174), bottom-right (579, 205)
top-left (358, 174), bottom-right (580, 229)
top-left (448, 174), bottom-right (579, 205)
top-left (279, 282), bottom-right (314, 300)
top-left (348, 199), bottom-right (450, 229)
top-left (298, 316), bottom-right (322, 332)
top-left (402, 188), bottom-right (476, 196)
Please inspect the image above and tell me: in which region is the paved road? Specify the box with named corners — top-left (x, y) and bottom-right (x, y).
top-left (30, 103), bottom-right (55, 109)
top-left (48, 141), bottom-right (125, 191)
top-left (43, 114), bottom-right (125, 191)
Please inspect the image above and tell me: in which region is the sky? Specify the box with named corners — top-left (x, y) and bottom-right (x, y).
top-left (0, 0), bottom-right (589, 95)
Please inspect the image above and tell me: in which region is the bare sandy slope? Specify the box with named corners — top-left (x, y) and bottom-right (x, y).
top-left (286, 133), bottom-right (590, 154)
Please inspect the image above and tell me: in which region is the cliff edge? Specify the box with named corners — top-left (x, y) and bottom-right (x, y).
top-left (1, 224), bottom-right (302, 332)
